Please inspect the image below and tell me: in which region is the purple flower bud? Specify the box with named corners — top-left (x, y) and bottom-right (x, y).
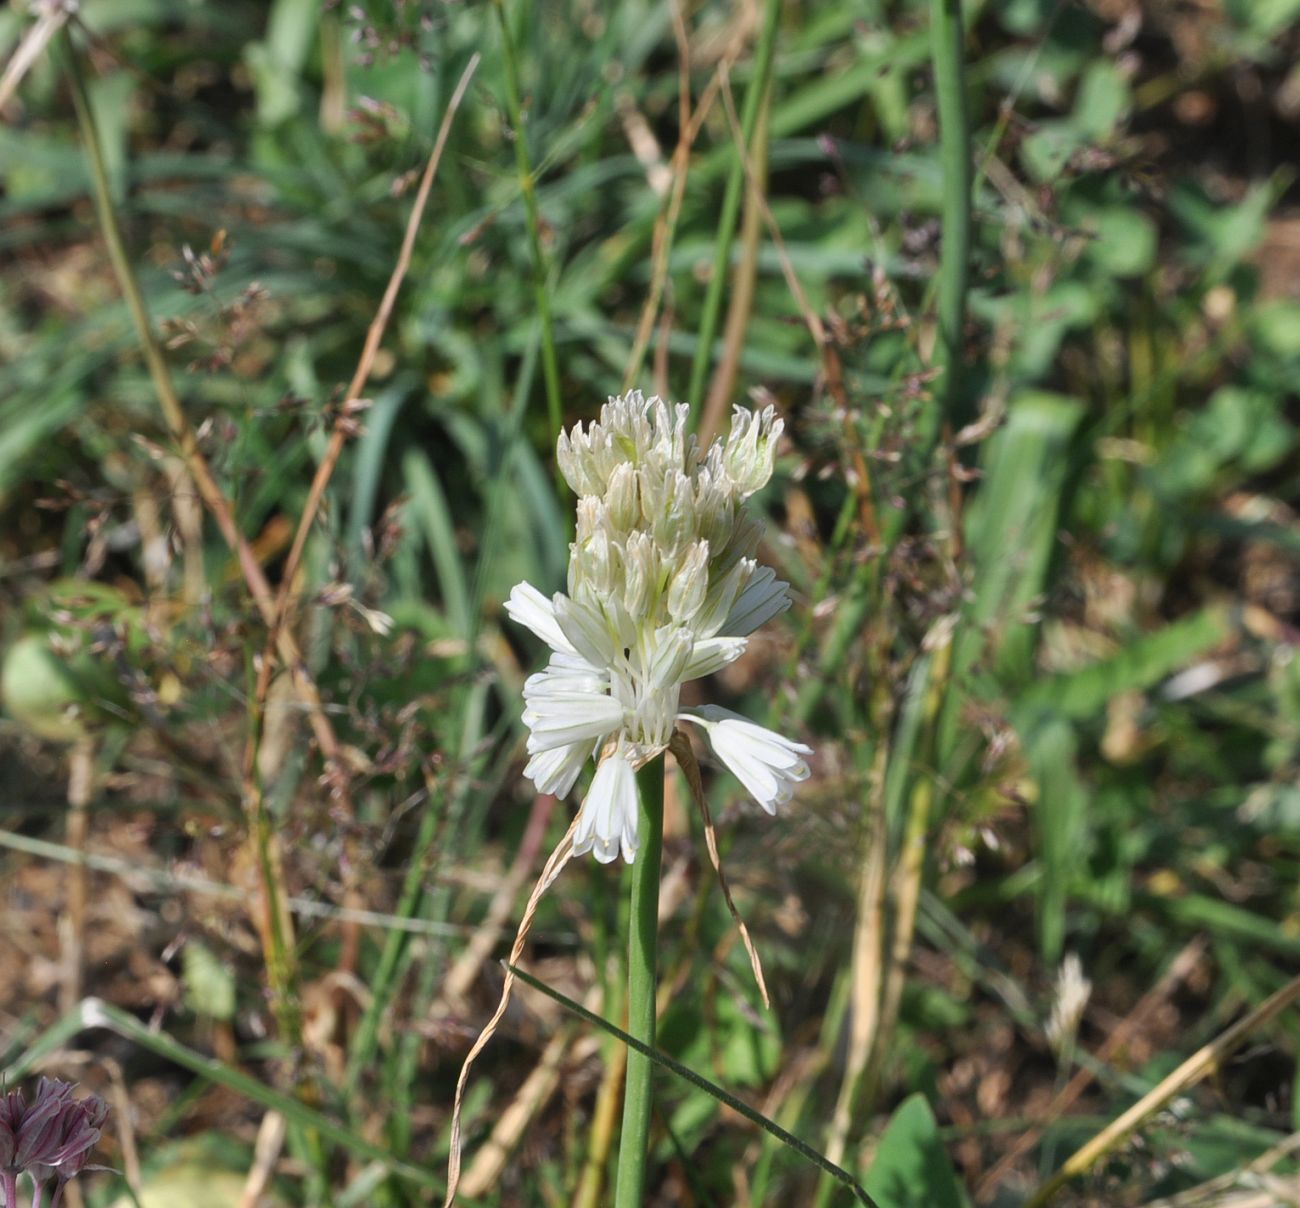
top-left (23, 1079), bottom-right (109, 1188)
top-left (0, 1089), bottom-right (23, 1169)
top-left (0, 1077), bottom-right (109, 1201)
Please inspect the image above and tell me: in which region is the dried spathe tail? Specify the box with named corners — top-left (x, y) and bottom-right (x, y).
top-left (443, 814), bottom-right (581, 1206)
top-left (669, 730), bottom-right (770, 1009)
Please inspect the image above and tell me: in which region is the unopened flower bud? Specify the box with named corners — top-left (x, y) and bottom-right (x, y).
top-left (605, 462), bottom-right (640, 533)
top-left (556, 428), bottom-right (597, 497)
top-left (622, 532), bottom-right (658, 619)
top-left (644, 626), bottom-right (693, 692)
top-left (667, 540), bottom-right (710, 623)
top-left (650, 470), bottom-right (696, 555)
top-left (723, 404), bottom-right (782, 497)
top-left (695, 556), bottom-right (752, 637)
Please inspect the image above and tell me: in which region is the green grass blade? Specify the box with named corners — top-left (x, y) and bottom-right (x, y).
top-left (402, 447), bottom-right (472, 639)
top-left (1016, 606), bottom-right (1232, 722)
top-left (507, 964), bottom-right (883, 1207)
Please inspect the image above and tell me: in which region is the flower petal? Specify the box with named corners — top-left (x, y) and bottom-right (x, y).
top-left (522, 684), bottom-right (623, 753)
top-left (525, 652), bottom-right (608, 697)
top-left (682, 705), bottom-right (811, 815)
top-left (553, 594), bottom-right (619, 668)
top-left (681, 636), bottom-right (747, 681)
top-left (524, 740), bottom-right (591, 798)
top-left (721, 566), bottom-right (790, 637)
top-left (505, 581), bottom-right (577, 655)
top-left (574, 752), bottom-right (640, 863)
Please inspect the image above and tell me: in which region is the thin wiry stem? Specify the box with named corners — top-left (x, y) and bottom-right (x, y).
top-left (685, 0), bottom-right (781, 418)
top-left (493, 0), bottom-right (563, 449)
top-left (59, 27), bottom-right (305, 1049)
top-left (55, 31), bottom-right (350, 805)
top-left (698, 89), bottom-right (769, 446)
top-left (267, 53), bottom-right (480, 646)
top-left (790, 0), bottom-right (970, 729)
top-left (623, 0), bottom-right (704, 395)
top-left (614, 757), bottom-right (665, 1207)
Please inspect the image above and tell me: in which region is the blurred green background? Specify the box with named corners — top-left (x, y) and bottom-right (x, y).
top-left (1, 0), bottom-right (1299, 1204)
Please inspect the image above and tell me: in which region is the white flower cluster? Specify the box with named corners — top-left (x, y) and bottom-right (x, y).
top-left (506, 391), bottom-right (812, 863)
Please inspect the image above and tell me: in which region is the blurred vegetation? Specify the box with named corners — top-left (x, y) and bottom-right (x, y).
top-left (1, 0), bottom-right (1299, 1205)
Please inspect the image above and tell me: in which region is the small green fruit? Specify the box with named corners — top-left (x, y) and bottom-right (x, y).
top-left (2, 632), bottom-right (98, 742)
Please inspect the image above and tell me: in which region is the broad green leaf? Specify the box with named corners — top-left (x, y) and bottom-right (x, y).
top-left (402, 448), bottom-right (472, 639)
top-left (1072, 60), bottom-right (1130, 140)
top-left (941, 392), bottom-right (1084, 773)
top-left (1082, 207), bottom-right (1157, 278)
top-left (1251, 300), bottom-right (1300, 359)
top-left (864, 1094), bottom-right (968, 1208)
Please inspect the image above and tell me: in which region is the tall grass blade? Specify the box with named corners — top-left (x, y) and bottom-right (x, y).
top-left (506, 964), bottom-right (883, 1208)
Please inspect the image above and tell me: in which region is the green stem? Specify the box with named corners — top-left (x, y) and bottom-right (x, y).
top-left (614, 757), bottom-right (665, 1207)
top-left (59, 30), bottom-right (191, 449)
top-left (928, 0), bottom-right (971, 424)
top-left (510, 962), bottom-right (881, 1207)
top-left (686, 0), bottom-right (781, 418)
top-left (493, 0), bottom-right (563, 450)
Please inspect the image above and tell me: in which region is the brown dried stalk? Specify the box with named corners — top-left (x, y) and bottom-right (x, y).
top-left (443, 816), bottom-right (581, 1207)
top-left (239, 51), bottom-right (480, 987)
top-left (264, 53), bottom-right (481, 659)
top-left (669, 730), bottom-right (770, 1008)
top-left (0, 0), bottom-right (72, 112)
top-left (1026, 970), bottom-right (1300, 1208)
top-left (623, 0), bottom-right (730, 394)
top-left (714, 66), bottom-right (882, 547)
top-left (976, 937), bottom-right (1206, 1201)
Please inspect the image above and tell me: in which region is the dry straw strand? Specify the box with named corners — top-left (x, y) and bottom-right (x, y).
top-left (443, 815), bottom-right (581, 1206)
top-left (669, 730), bottom-right (770, 1009)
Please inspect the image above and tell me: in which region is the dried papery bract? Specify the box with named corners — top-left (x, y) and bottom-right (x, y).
top-left (444, 392), bottom-right (813, 1204)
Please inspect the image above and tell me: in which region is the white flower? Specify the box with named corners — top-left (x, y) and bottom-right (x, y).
top-left (574, 743), bottom-right (640, 863)
top-left (507, 391), bottom-right (811, 861)
top-left (680, 705), bottom-right (812, 814)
